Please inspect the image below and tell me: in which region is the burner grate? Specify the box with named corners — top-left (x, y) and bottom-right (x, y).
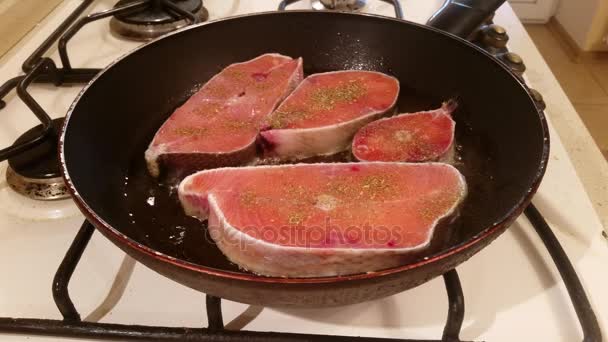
top-left (0, 207), bottom-right (602, 341)
top-left (0, 0), bottom-right (201, 200)
top-left (0, 223), bottom-right (473, 342)
top-left (0, 0), bottom-right (201, 164)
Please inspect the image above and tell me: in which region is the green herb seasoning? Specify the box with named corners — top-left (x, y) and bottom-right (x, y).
top-left (192, 103), bottom-right (223, 117)
top-left (309, 79), bottom-right (365, 111)
top-left (268, 109), bottom-right (310, 129)
top-left (173, 127), bottom-right (207, 136)
top-left (267, 79), bottom-right (366, 129)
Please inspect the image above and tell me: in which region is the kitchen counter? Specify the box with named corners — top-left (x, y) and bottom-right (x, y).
top-left (494, 6), bottom-right (608, 232)
top-left (0, 0), bottom-right (62, 58)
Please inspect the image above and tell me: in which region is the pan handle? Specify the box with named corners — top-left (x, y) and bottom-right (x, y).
top-left (426, 0), bottom-right (506, 39)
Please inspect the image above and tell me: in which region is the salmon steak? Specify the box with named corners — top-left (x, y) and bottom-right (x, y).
top-left (178, 163), bottom-right (466, 277)
top-left (353, 101), bottom-right (457, 163)
top-left (145, 53), bottom-right (303, 178)
top-left (260, 71), bottom-right (399, 160)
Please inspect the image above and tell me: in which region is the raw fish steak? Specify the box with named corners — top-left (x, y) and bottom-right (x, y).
top-left (260, 71), bottom-right (399, 160)
top-left (179, 162), bottom-right (466, 277)
top-left (145, 53), bottom-right (303, 177)
top-left (353, 101), bottom-right (457, 163)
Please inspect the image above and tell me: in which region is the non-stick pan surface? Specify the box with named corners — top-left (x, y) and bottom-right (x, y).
top-left (60, 11), bottom-right (548, 307)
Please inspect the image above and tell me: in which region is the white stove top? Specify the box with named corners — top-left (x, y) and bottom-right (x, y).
top-left (0, 1), bottom-right (607, 341)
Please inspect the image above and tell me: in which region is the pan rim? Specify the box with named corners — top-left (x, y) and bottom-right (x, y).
top-left (59, 10), bottom-right (550, 284)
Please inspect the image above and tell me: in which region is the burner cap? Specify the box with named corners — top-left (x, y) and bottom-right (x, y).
top-left (6, 118), bottom-right (69, 201)
top-left (312, 0), bottom-right (367, 11)
top-left (110, 0), bottom-right (209, 41)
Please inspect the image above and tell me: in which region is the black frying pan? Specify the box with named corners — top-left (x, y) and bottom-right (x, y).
top-left (59, 2), bottom-right (549, 307)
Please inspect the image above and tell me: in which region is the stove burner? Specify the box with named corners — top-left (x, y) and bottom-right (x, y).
top-left (312, 0), bottom-right (367, 11)
top-left (6, 118), bottom-right (69, 201)
top-left (109, 0), bottom-right (208, 41)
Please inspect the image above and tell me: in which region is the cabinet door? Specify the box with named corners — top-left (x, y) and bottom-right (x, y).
top-left (508, 0), bottom-right (558, 23)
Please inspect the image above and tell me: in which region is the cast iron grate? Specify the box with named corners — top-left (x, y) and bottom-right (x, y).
top-left (0, 0), bottom-right (200, 163)
top-left (0, 220), bottom-right (471, 341)
top-left (0, 206), bottom-right (601, 341)
top-left (0, 1), bottom-right (602, 341)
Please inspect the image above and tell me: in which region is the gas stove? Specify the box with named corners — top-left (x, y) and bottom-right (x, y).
top-left (0, 1), bottom-right (606, 341)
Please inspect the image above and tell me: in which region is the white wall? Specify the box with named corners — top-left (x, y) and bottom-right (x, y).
top-left (587, 0), bottom-right (608, 50)
top-left (555, 0), bottom-right (608, 51)
top-left (508, 0), bottom-right (558, 23)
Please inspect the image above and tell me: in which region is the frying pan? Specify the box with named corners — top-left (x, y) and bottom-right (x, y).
top-left (59, 1), bottom-right (549, 307)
